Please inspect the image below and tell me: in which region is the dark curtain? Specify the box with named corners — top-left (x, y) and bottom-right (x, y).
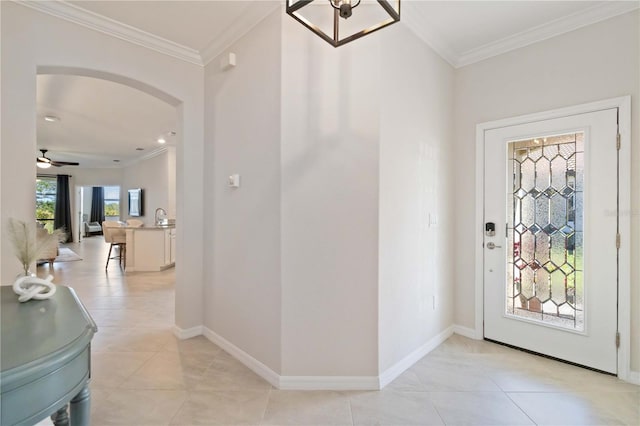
top-left (54, 174), bottom-right (73, 243)
top-left (90, 187), bottom-right (105, 224)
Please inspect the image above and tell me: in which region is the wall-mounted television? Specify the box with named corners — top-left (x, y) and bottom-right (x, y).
top-left (128, 188), bottom-right (144, 217)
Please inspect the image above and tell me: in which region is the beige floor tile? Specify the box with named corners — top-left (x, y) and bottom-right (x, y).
top-left (90, 307), bottom-right (173, 328)
top-left (91, 351), bottom-right (156, 388)
top-left (262, 390), bottom-right (353, 426)
top-left (429, 391), bottom-right (534, 425)
top-left (559, 369), bottom-right (640, 393)
top-left (411, 363), bottom-right (502, 392)
top-left (349, 390), bottom-right (444, 425)
top-left (385, 369), bottom-right (424, 392)
top-left (466, 352), bottom-right (539, 374)
top-left (35, 238), bottom-right (638, 426)
top-left (72, 285), bottom-right (125, 298)
top-left (120, 351), bottom-right (214, 390)
top-left (194, 351), bottom-right (272, 391)
top-left (489, 371), bottom-right (569, 392)
top-left (83, 295), bottom-right (145, 310)
top-left (508, 391), bottom-right (640, 425)
top-left (584, 391), bottom-right (640, 425)
top-left (91, 389), bottom-right (187, 426)
top-left (91, 327), bottom-right (134, 352)
top-left (430, 334), bottom-right (513, 355)
top-left (94, 327), bottom-right (177, 353)
top-left (170, 390), bottom-right (270, 425)
top-left (163, 335), bottom-right (222, 354)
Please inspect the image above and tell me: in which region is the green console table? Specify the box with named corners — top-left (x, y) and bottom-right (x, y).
top-left (1, 285), bottom-right (97, 426)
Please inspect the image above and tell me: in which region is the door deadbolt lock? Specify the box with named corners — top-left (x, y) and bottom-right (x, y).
top-left (486, 242), bottom-right (502, 249)
top-left (485, 222), bottom-right (496, 236)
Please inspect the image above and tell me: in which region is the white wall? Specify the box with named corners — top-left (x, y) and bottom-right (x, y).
top-left (378, 24), bottom-right (455, 372)
top-left (0, 2), bottom-right (204, 331)
top-left (280, 16), bottom-right (381, 376)
top-left (204, 8), bottom-right (456, 380)
top-left (121, 151), bottom-right (174, 225)
top-left (69, 166), bottom-right (123, 187)
top-left (205, 10), bottom-right (283, 372)
top-left (453, 11), bottom-right (640, 371)
top-left (167, 146), bottom-right (177, 218)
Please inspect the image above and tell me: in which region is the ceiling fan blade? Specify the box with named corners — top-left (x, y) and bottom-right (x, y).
top-left (51, 161), bottom-right (80, 167)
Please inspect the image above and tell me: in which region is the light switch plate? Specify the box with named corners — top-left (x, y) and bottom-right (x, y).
top-left (228, 174), bottom-right (240, 188)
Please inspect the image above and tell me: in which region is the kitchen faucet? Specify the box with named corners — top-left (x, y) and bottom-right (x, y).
top-left (155, 208), bottom-right (167, 226)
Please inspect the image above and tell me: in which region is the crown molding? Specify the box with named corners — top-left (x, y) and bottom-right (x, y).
top-left (456, 1), bottom-right (640, 68)
top-left (404, 1), bottom-right (639, 69)
top-left (122, 146), bottom-right (168, 168)
top-left (200, 1), bottom-right (281, 66)
top-left (16, 0), bottom-right (639, 70)
top-left (105, 146), bottom-right (169, 169)
top-left (16, 0), bottom-right (203, 66)
top-left (401, 2), bottom-right (458, 67)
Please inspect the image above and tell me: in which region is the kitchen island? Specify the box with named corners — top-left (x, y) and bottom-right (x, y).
top-left (125, 225), bottom-right (176, 272)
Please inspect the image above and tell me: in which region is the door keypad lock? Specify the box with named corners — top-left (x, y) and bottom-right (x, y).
top-left (485, 222), bottom-right (496, 236)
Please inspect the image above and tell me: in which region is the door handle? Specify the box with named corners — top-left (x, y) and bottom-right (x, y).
top-left (486, 242), bottom-right (502, 249)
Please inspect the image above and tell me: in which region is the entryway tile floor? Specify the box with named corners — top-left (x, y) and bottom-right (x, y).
top-left (35, 238), bottom-right (638, 425)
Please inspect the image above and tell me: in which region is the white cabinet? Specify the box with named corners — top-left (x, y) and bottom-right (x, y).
top-left (125, 227), bottom-right (176, 272)
top-left (170, 228), bottom-right (176, 264)
top-left (164, 230), bottom-right (171, 266)
top-left (162, 228), bottom-right (176, 266)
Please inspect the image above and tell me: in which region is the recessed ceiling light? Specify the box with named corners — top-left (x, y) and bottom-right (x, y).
top-left (44, 115), bottom-right (60, 122)
top-left (157, 137), bottom-right (166, 144)
top-left (136, 147), bottom-right (144, 151)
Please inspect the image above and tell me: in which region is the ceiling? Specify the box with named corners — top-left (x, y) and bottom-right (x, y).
top-left (30, 0), bottom-right (638, 167)
top-left (67, 0), bottom-right (263, 52)
top-left (37, 74), bottom-right (176, 169)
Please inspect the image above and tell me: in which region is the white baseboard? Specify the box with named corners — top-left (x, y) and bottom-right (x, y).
top-left (202, 326), bottom-right (281, 388)
top-left (181, 323), bottom-right (638, 389)
top-left (202, 327), bottom-right (380, 390)
top-left (378, 325), bottom-right (454, 389)
top-left (453, 324), bottom-right (481, 340)
top-left (622, 370), bottom-right (640, 385)
top-left (279, 375), bottom-right (379, 391)
top-left (172, 325), bottom-right (203, 340)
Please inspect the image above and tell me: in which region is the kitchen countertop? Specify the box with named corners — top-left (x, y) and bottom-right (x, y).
top-left (124, 224), bottom-right (175, 230)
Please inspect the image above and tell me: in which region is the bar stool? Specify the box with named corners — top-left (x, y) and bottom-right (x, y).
top-left (102, 221), bottom-right (126, 269)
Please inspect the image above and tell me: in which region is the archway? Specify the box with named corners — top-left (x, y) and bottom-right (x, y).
top-left (35, 66), bottom-right (189, 334)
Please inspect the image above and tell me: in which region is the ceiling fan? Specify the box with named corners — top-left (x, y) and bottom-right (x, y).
top-left (36, 149), bottom-right (80, 169)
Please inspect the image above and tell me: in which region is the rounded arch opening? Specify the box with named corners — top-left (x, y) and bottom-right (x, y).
top-left (34, 65), bottom-right (185, 328)
top-left (37, 66), bottom-right (182, 107)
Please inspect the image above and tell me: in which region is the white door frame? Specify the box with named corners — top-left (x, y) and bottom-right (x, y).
top-left (474, 96), bottom-right (631, 381)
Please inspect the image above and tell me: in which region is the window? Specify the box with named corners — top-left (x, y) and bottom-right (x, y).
top-left (36, 177), bottom-right (57, 232)
top-left (104, 186), bottom-right (120, 219)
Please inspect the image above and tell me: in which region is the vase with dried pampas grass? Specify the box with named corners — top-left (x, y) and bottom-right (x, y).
top-left (8, 218), bottom-right (63, 276)
top-left (8, 218), bottom-right (64, 302)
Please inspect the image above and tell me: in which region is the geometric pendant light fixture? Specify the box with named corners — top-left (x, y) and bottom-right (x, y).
top-left (286, 0), bottom-right (400, 47)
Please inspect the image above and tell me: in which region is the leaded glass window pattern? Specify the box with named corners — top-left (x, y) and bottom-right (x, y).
top-left (507, 132), bottom-right (584, 331)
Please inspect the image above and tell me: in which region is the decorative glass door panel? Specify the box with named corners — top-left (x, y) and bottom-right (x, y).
top-left (507, 133), bottom-right (584, 331)
top-left (483, 108), bottom-right (619, 374)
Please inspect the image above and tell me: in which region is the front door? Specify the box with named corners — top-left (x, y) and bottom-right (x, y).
top-left (483, 108), bottom-right (619, 373)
